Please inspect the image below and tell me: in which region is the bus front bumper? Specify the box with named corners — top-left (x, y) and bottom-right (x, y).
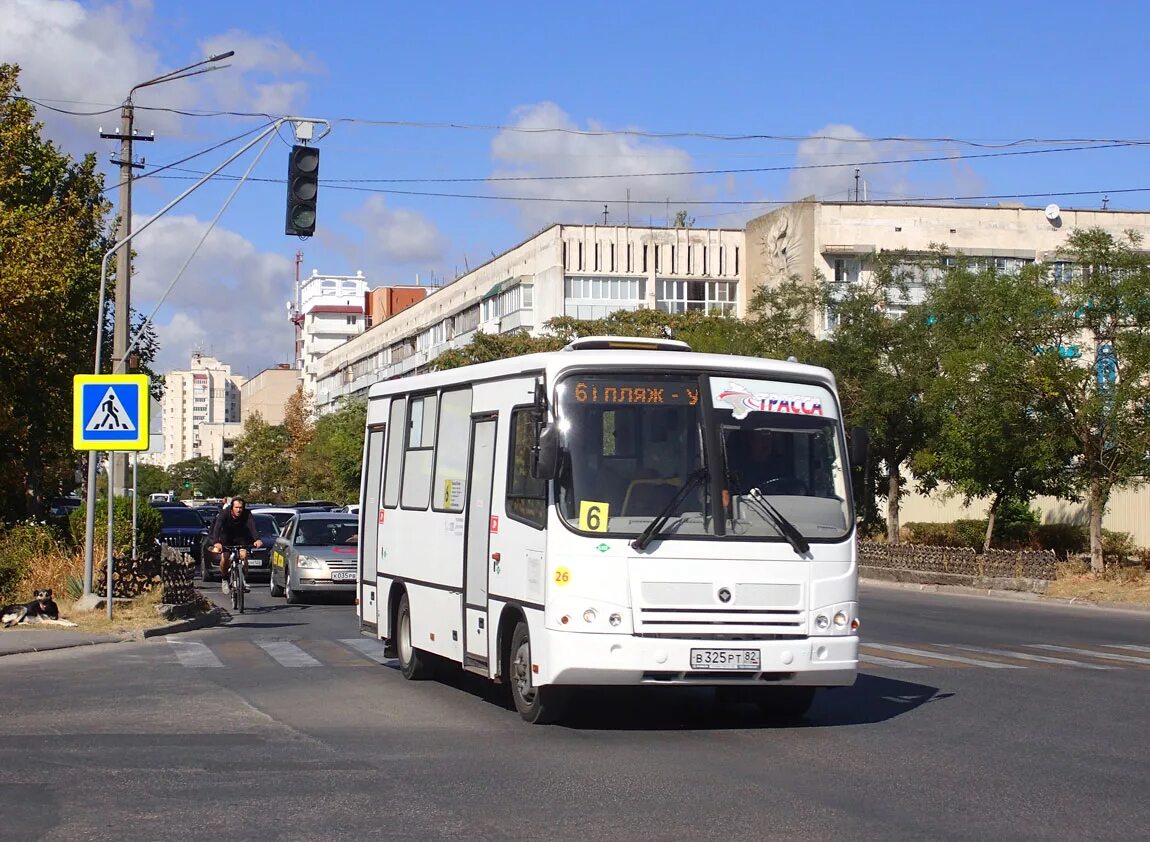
top-left (540, 630), bottom-right (858, 687)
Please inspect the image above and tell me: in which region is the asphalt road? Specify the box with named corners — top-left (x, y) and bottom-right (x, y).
top-left (0, 582), bottom-right (1148, 841)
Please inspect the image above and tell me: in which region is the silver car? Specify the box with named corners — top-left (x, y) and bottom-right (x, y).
top-left (268, 512), bottom-right (359, 604)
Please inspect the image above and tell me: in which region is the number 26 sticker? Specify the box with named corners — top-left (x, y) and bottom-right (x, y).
top-left (579, 500), bottom-right (609, 532)
top-left (554, 566), bottom-right (571, 586)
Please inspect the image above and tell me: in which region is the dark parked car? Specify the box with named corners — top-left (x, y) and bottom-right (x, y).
top-left (197, 512), bottom-right (279, 583)
top-left (157, 505), bottom-right (208, 557)
top-left (268, 512), bottom-right (358, 603)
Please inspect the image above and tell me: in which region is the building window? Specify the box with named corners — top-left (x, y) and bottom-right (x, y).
top-left (346, 315), bottom-right (357, 325)
top-left (626, 244), bottom-right (632, 273)
top-left (610, 242), bottom-right (615, 272)
top-left (564, 276), bottom-right (645, 319)
top-left (734, 247), bottom-right (740, 276)
top-left (701, 246), bottom-right (708, 276)
top-left (655, 279), bottom-right (735, 315)
top-left (686, 245), bottom-right (692, 275)
top-left (594, 243), bottom-right (600, 271)
top-left (578, 242), bottom-right (584, 271)
top-left (643, 245), bottom-right (648, 273)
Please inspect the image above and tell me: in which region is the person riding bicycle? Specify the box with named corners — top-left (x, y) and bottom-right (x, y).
top-left (208, 497), bottom-right (263, 594)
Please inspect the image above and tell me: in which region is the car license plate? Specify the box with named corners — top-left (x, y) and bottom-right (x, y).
top-left (331, 571), bottom-right (356, 582)
top-left (247, 559), bottom-right (263, 567)
top-left (690, 648), bottom-right (761, 670)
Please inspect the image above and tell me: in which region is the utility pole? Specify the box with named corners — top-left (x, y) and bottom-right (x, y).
top-left (100, 109), bottom-right (151, 497)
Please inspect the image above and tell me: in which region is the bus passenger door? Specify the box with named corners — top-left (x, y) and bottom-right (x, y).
top-left (463, 415), bottom-right (497, 670)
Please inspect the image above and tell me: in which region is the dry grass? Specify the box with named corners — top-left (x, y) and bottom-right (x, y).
top-left (1046, 565), bottom-right (1150, 606)
top-left (18, 545), bottom-right (87, 600)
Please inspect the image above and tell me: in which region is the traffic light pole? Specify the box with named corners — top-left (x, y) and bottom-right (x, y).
top-left (80, 116), bottom-right (332, 602)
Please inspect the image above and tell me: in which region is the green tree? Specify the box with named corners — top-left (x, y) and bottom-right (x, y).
top-left (283, 386), bottom-right (315, 501)
top-left (233, 412), bottom-right (290, 503)
top-left (813, 254), bottom-right (938, 543)
top-left (134, 463), bottom-right (176, 499)
top-left (913, 261), bottom-right (1077, 550)
top-left (1041, 229), bottom-right (1150, 569)
top-left (168, 456), bottom-right (214, 498)
top-left (0, 65), bottom-right (111, 521)
top-left (198, 462), bottom-right (238, 499)
top-left (299, 398), bottom-right (367, 503)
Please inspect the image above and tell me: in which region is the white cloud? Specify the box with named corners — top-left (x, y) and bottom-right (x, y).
top-left (325, 195), bottom-right (449, 284)
top-left (197, 30), bottom-right (318, 116)
top-left (489, 102), bottom-right (707, 230)
top-left (129, 213), bottom-right (296, 377)
top-left (0, 1), bottom-right (319, 157)
top-left (787, 123), bottom-right (986, 203)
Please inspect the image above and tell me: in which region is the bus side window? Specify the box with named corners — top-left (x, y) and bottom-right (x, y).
top-left (507, 407), bottom-right (547, 528)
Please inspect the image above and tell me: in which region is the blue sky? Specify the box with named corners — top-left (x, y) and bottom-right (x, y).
top-left (4, 0), bottom-right (1149, 377)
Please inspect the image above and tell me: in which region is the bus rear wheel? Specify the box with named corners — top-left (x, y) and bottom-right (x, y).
top-left (508, 620), bottom-right (567, 725)
top-left (396, 593), bottom-right (434, 680)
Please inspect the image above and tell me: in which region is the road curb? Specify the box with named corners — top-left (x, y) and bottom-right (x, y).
top-left (860, 575), bottom-right (1150, 614)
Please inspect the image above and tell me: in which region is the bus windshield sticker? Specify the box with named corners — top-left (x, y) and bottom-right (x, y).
top-left (579, 500), bottom-right (610, 532)
top-left (713, 381), bottom-right (834, 420)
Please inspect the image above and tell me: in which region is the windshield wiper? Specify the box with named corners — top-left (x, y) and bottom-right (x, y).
top-left (745, 487), bottom-right (810, 556)
top-left (631, 468), bottom-right (708, 551)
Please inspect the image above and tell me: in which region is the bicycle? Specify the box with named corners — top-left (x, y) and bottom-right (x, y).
top-left (221, 545), bottom-right (252, 614)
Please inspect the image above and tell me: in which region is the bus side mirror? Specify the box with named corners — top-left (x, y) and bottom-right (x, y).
top-left (533, 425), bottom-right (559, 480)
top-left (849, 426), bottom-right (870, 468)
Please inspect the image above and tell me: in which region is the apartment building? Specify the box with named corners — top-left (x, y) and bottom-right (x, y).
top-left (240, 364), bottom-right (299, 425)
top-left (313, 223), bottom-right (745, 411)
top-left (292, 270), bottom-right (370, 397)
top-left (159, 353), bottom-right (244, 468)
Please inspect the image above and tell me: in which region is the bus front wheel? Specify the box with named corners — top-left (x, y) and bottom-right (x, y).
top-left (396, 593), bottom-right (434, 680)
top-left (758, 686), bottom-right (817, 720)
top-left (508, 620), bottom-right (567, 725)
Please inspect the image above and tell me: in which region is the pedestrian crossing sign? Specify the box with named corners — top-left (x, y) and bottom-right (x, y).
top-left (73, 374), bottom-right (150, 451)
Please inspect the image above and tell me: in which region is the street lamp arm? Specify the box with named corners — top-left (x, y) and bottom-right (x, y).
top-left (129, 50), bottom-right (235, 98)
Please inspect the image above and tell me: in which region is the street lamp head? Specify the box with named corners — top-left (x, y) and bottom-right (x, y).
top-left (208, 50), bottom-right (235, 62)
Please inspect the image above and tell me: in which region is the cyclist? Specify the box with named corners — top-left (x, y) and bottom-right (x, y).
top-left (208, 496), bottom-right (263, 594)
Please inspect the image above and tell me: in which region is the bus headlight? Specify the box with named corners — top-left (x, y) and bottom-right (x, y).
top-left (815, 614), bottom-right (830, 630)
top-left (833, 611), bottom-right (849, 629)
top-left (582, 608), bottom-right (598, 623)
top-left (609, 613), bottom-right (622, 627)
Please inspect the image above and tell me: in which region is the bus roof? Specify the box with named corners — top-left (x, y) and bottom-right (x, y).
top-left (365, 345), bottom-right (838, 400)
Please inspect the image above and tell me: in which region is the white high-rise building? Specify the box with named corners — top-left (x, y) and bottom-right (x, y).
top-left (160, 353), bottom-right (245, 468)
top-left (291, 270), bottom-right (370, 397)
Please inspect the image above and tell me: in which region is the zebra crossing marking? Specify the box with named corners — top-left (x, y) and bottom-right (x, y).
top-left (254, 640), bottom-right (322, 668)
top-left (865, 643), bottom-right (1025, 669)
top-left (949, 645), bottom-right (1118, 670)
top-left (338, 637), bottom-right (394, 664)
top-left (166, 638), bottom-right (224, 668)
top-left (1027, 644), bottom-right (1150, 666)
top-left (859, 653), bottom-right (928, 669)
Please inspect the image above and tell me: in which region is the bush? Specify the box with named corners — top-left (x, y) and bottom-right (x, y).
top-left (1031, 523), bottom-right (1088, 559)
top-left (68, 496), bottom-right (161, 556)
top-left (0, 521), bottom-right (69, 603)
top-left (1101, 529), bottom-right (1136, 564)
top-left (905, 520), bottom-right (988, 551)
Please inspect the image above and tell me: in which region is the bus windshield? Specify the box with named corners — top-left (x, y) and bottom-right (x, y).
top-left (553, 373), bottom-right (852, 543)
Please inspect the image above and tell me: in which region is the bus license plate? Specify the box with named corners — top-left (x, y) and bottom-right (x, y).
top-left (690, 648), bottom-right (761, 670)
top-left (331, 571), bottom-right (356, 582)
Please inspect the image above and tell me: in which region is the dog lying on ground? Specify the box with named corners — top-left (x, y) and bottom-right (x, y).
top-left (1, 589), bottom-right (78, 628)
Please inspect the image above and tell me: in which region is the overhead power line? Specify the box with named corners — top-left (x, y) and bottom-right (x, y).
top-left (144, 141), bottom-right (1137, 192)
top-left (15, 95), bottom-right (1150, 148)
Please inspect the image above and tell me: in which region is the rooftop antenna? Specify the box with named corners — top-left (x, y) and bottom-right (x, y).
top-left (854, 168), bottom-right (861, 202)
top-left (602, 204), bottom-right (609, 225)
top-left (1102, 194), bottom-right (1110, 210)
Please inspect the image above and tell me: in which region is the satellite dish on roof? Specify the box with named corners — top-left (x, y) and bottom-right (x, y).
top-left (1045, 203), bottom-right (1061, 221)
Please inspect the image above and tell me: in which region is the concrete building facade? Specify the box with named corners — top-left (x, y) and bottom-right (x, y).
top-left (159, 354), bottom-right (244, 468)
top-left (313, 224), bottom-right (745, 411)
top-left (292, 270), bottom-right (370, 397)
top-left (240, 364), bottom-right (299, 426)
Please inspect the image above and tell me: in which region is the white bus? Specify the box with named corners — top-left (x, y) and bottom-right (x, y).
top-left (356, 337), bottom-right (865, 723)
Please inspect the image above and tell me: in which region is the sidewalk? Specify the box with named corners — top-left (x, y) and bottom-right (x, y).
top-left (0, 627), bottom-right (122, 657)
